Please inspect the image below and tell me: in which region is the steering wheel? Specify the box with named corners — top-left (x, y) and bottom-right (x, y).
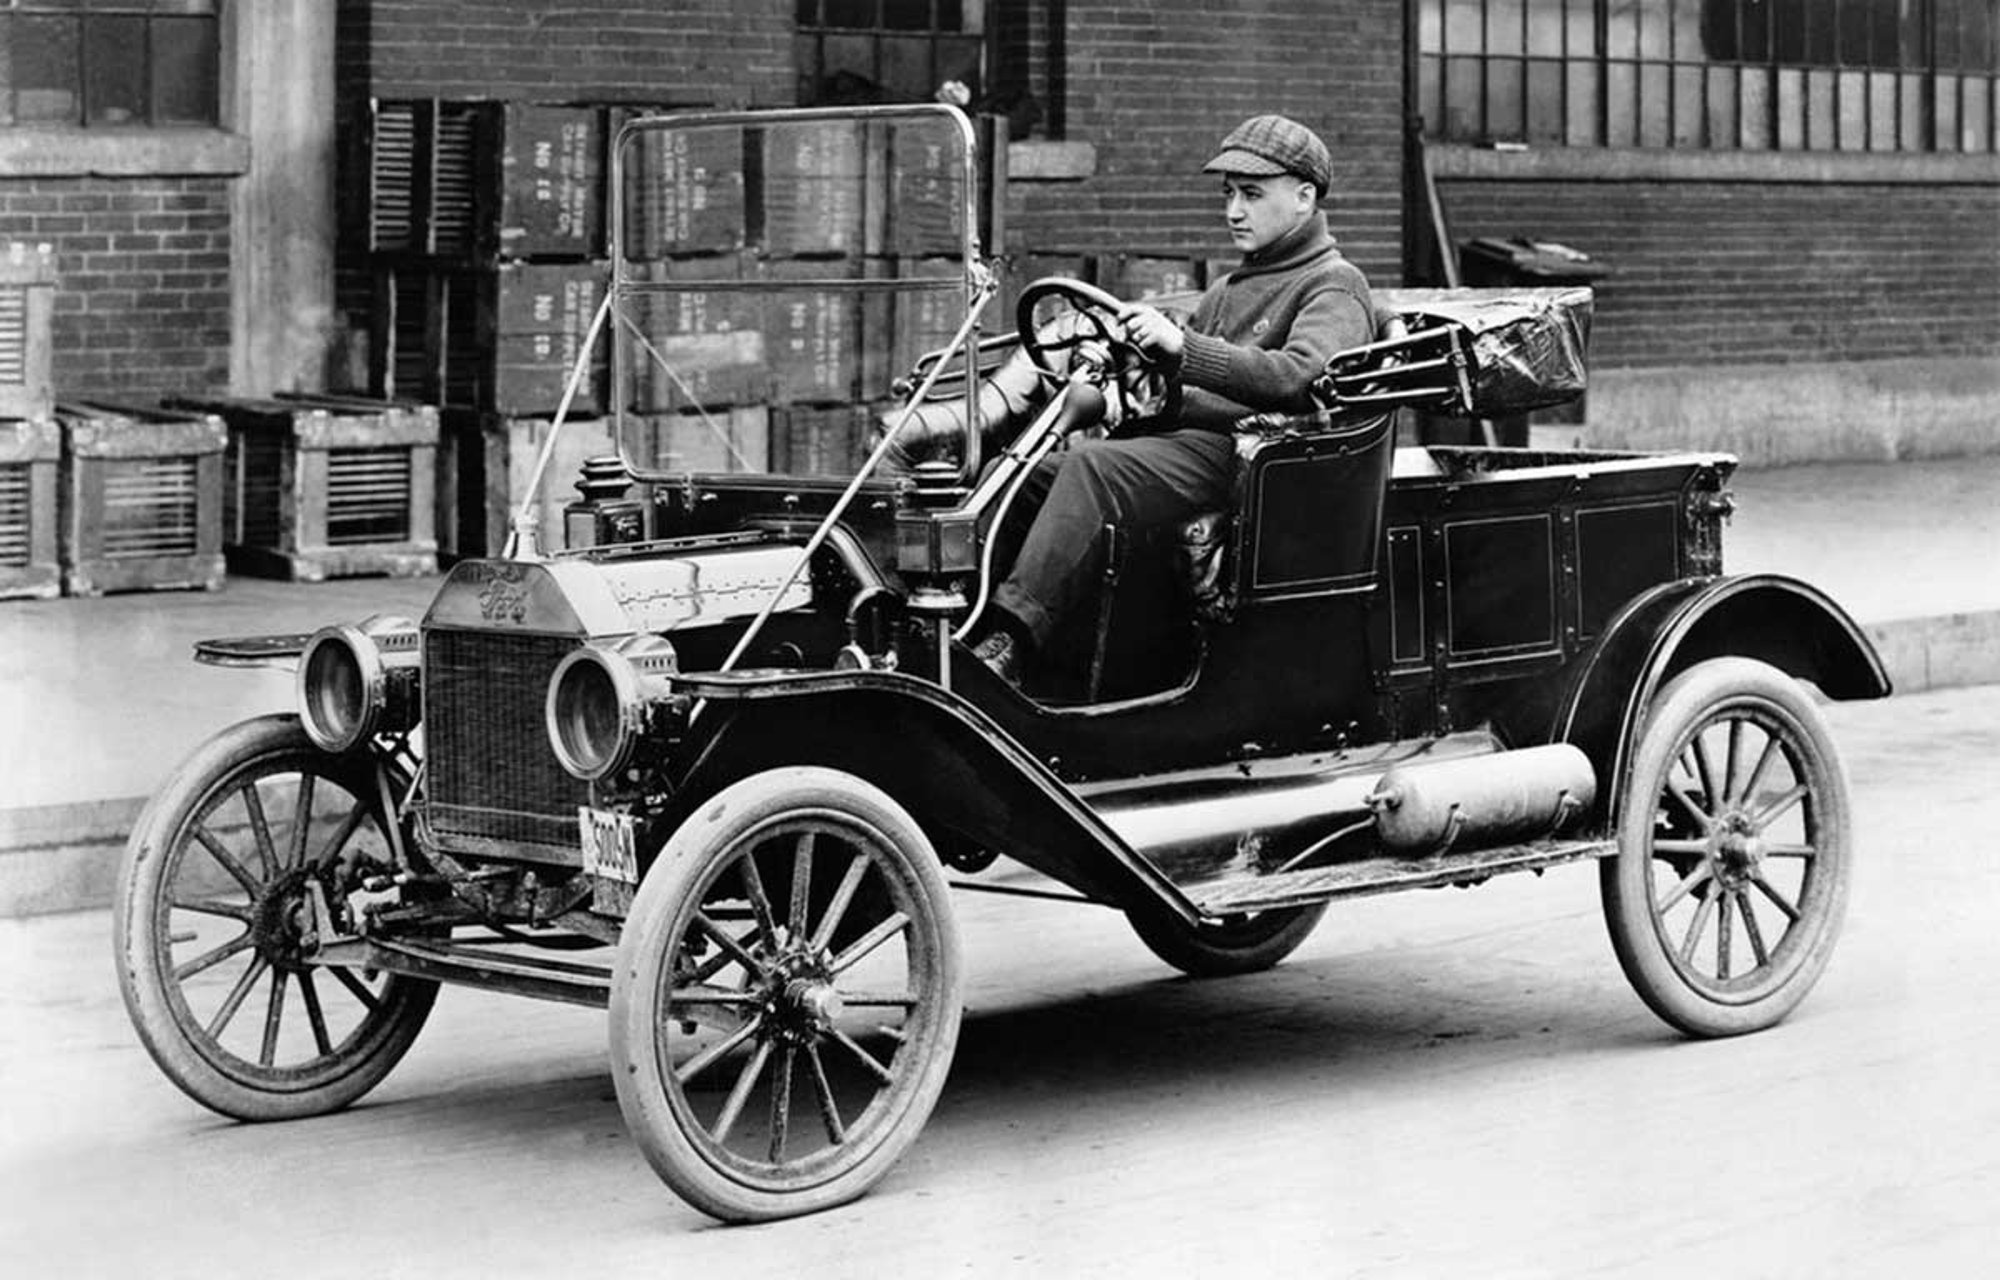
top-left (1014, 277), bottom-right (1182, 430)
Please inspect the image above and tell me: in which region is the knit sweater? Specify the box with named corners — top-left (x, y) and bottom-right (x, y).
top-left (1176, 212), bottom-right (1375, 432)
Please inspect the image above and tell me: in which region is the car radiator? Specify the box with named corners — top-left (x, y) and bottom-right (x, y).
top-left (423, 627), bottom-right (590, 857)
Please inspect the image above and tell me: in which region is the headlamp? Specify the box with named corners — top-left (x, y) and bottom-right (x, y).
top-left (546, 634), bottom-right (681, 782)
top-left (297, 614), bottom-right (422, 753)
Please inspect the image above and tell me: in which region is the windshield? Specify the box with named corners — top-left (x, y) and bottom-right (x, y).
top-left (607, 105), bottom-right (991, 486)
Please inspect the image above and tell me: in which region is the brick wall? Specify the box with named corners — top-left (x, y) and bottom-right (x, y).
top-left (336, 0), bottom-right (795, 108)
top-left (330, 0), bottom-right (1407, 284)
top-left (1004, 0), bottom-right (1407, 289)
top-left (1440, 178), bottom-right (2000, 369)
top-left (0, 178), bottom-right (232, 398)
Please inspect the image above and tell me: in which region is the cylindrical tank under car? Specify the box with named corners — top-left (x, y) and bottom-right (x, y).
top-left (1367, 743), bottom-right (1596, 854)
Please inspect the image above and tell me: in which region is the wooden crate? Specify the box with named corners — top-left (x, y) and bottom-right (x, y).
top-left (770, 404), bottom-right (872, 477)
top-left (619, 121), bottom-right (748, 259)
top-left (874, 113), bottom-right (1005, 257)
top-left (638, 405), bottom-right (771, 474)
top-left (57, 401), bottom-right (226, 597)
top-left (170, 394), bottom-right (440, 581)
top-left (1096, 252), bottom-right (1202, 304)
top-left (865, 256), bottom-right (995, 398)
top-left (0, 417), bottom-right (60, 600)
top-left (370, 259), bottom-right (608, 416)
top-left (757, 118), bottom-right (878, 257)
top-left (627, 255), bottom-right (767, 412)
top-left (0, 244), bottom-right (56, 422)
top-left (439, 408), bottom-right (621, 560)
top-left (759, 257), bottom-right (864, 405)
top-left (354, 99), bottom-right (608, 262)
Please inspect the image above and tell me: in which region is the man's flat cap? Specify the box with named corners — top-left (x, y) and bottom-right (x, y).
top-left (1202, 114), bottom-right (1333, 193)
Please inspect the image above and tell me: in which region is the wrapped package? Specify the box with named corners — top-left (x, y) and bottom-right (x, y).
top-left (1315, 286), bottom-right (1593, 418)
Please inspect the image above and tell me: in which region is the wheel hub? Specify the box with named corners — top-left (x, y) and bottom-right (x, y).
top-left (250, 868), bottom-right (316, 970)
top-left (761, 942), bottom-right (841, 1043)
top-left (1711, 812), bottom-right (1766, 885)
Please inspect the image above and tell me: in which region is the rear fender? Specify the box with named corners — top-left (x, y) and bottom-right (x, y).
top-left (659, 673), bottom-right (1199, 923)
top-left (1553, 573), bottom-right (1889, 827)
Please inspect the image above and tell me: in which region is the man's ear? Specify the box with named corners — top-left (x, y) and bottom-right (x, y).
top-left (1295, 178), bottom-right (1319, 210)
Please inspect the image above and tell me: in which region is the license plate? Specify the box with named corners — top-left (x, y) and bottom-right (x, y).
top-left (578, 806), bottom-right (638, 884)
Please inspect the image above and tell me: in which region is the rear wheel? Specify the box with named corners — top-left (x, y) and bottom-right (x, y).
top-left (113, 714), bottom-right (437, 1120)
top-left (611, 767), bottom-right (963, 1222)
top-left (1601, 658), bottom-right (1853, 1037)
top-left (1127, 902), bottom-right (1328, 977)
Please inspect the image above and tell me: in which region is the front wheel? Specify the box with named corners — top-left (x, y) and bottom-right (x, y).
top-left (1601, 658), bottom-right (1854, 1037)
top-left (1127, 902), bottom-right (1328, 977)
top-left (610, 767), bottom-right (963, 1222)
top-left (113, 714), bottom-right (438, 1120)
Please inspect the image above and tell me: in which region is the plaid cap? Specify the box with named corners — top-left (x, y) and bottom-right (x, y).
top-left (1202, 114), bottom-right (1333, 194)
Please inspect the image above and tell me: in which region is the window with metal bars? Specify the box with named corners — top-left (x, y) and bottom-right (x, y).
top-left (1418, 0), bottom-right (2000, 153)
top-left (796, 0), bottom-right (987, 108)
top-left (0, 0), bottom-right (220, 128)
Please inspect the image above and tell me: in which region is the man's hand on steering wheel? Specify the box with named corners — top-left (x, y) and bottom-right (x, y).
top-left (1115, 302), bottom-right (1184, 365)
top-left (1015, 278), bottom-right (1183, 431)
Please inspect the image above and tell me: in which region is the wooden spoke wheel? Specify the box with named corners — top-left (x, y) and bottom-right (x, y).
top-left (1602, 658), bottom-right (1854, 1038)
top-left (113, 715), bottom-right (437, 1120)
top-left (610, 767), bottom-right (963, 1222)
top-left (1126, 902), bottom-right (1328, 977)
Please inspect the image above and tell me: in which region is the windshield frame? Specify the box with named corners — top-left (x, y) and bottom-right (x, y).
top-left (606, 103), bottom-right (990, 490)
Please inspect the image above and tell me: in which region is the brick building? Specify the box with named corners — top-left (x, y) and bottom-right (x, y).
top-left (2, 0), bottom-right (1994, 462)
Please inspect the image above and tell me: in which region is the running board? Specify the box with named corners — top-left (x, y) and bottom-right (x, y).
top-left (315, 935), bottom-right (615, 1008)
top-left (1186, 838), bottom-right (1613, 916)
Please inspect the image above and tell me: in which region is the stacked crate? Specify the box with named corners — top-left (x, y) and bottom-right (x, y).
top-left (167, 394), bottom-right (440, 581)
top-left (619, 114), bottom-right (1008, 479)
top-left (56, 401), bottom-right (226, 597)
top-left (0, 418), bottom-right (60, 600)
top-left (0, 245), bottom-right (58, 599)
top-left (439, 405), bottom-right (624, 562)
top-left (350, 98), bottom-right (611, 415)
top-left (343, 97), bottom-right (634, 558)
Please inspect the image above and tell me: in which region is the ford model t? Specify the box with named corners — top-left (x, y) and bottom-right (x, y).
top-left (114, 105), bottom-right (1889, 1222)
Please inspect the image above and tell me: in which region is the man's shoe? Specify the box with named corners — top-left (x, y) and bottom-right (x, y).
top-left (970, 629), bottom-right (1024, 687)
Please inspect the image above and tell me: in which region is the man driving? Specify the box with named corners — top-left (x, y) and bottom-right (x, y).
top-left (971, 113), bottom-right (1378, 687)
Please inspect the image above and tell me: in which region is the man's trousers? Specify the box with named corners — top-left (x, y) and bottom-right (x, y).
top-left (988, 427), bottom-right (1237, 649)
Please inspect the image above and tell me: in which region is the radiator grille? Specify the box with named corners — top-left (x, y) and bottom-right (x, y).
top-left (425, 628), bottom-right (589, 849)
top-left (0, 465), bottom-right (29, 566)
top-left (0, 288), bottom-right (24, 385)
top-left (326, 447), bottom-right (412, 545)
top-left (101, 457), bottom-right (199, 558)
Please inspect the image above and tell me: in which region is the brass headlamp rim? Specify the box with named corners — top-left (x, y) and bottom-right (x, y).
top-left (546, 635), bottom-right (680, 782)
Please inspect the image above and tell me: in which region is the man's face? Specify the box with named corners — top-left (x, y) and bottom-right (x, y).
top-left (1220, 173), bottom-right (1315, 254)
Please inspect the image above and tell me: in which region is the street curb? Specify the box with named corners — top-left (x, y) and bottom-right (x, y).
top-left (5, 608), bottom-right (1996, 920)
top-left (0, 798), bottom-right (143, 920)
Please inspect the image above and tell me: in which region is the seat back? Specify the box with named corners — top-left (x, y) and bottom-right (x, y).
top-left (1179, 408), bottom-right (1396, 618)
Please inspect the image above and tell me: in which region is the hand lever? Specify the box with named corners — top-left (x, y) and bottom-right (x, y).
top-left (1048, 380), bottom-right (1107, 436)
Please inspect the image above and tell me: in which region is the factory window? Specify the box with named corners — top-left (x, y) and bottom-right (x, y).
top-left (796, 0), bottom-right (987, 107)
top-left (1418, 0), bottom-right (1999, 153)
top-left (0, 0), bottom-right (220, 128)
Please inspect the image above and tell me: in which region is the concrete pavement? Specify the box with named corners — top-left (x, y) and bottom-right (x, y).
top-left (3, 452), bottom-right (1998, 916)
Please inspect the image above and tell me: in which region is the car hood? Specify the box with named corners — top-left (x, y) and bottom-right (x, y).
top-left (424, 546), bottom-right (812, 637)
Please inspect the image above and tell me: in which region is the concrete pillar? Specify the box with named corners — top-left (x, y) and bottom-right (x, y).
top-left (225, 1), bottom-right (336, 395)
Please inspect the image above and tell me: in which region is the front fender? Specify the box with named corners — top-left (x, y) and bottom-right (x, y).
top-left (655, 670), bottom-right (1200, 923)
top-left (1552, 572), bottom-right (1889, 827)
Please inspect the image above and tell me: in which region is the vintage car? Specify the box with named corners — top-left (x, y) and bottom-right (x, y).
top-left (113, 105), bottom-right (1889, 1223)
